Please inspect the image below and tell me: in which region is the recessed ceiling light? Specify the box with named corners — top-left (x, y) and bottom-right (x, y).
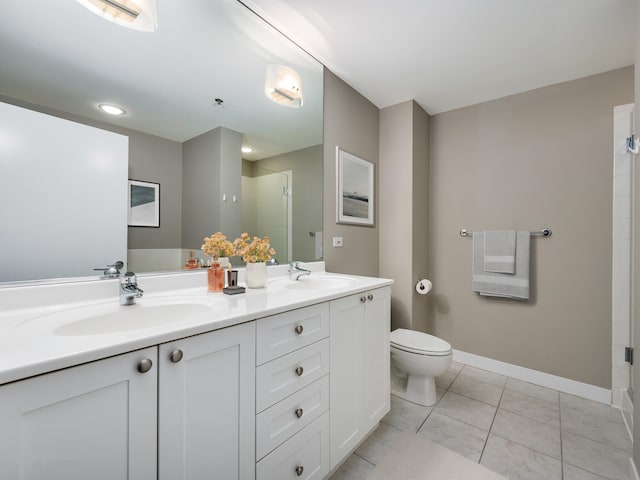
top-left (98, 104), bottom-right (126, 115)
top-left (241, 146), bottom-right (253, 153)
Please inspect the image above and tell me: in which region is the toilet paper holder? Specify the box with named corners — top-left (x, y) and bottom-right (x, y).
top-left (416, 279), bottom-right (432, 295)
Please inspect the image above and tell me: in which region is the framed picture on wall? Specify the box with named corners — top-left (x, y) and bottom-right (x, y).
top-left (336, 147), bottom-right (374, 226)
top-left (128, 179), bottom-right (160, 228)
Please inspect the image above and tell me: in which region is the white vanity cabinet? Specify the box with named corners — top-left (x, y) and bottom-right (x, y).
top-left (0, 322), bottom-right (256, 480)
top-left (255, 303), bottom-right (331, 480)
top-left (329, 286), bottom-right (391, 470)
top-left (159, 321), bottom-right (255, 480)
top-left (0, 273), bottom-right (392, 480)
top-left (0, 347), bottom-right (158, 480)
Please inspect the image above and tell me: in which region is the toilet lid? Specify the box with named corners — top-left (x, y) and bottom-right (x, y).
top-left (390, 328), bottom-right (452, 355)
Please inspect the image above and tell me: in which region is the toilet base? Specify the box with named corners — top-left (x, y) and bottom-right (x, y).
top-left (390, 375), bottom-right (437, 407)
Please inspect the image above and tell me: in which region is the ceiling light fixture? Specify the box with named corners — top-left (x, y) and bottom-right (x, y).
top-left (98, 103), bottom-right (126, 115)
top-left (265, 64), bottom-right (303, 108)
top-left (241, 146), bottom-right (254, 153)
top-left (77, 0), bottom-right (158, 32)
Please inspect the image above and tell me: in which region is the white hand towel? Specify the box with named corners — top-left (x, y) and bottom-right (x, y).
top-left (473, 231), bottom-right (530, 300)
top-left (483, 230), bottom-right (516, 274)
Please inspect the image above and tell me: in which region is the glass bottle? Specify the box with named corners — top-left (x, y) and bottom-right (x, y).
top-left (207, 256), bottom-right (224, 292)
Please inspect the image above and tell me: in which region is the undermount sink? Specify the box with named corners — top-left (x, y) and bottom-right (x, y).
top-left (270, 275), bottom-right (359, 291)
top-left (17, 297), bottom-right (219, 336)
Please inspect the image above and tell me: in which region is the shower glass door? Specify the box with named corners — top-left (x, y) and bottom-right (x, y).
top-left (241, 167), bottom-right (292, 264)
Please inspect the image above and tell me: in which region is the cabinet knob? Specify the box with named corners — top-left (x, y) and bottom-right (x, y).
top-left (295, 366), bottom-right (304, 376)
top-left (367, 294), bottom-right (374, 301)
top-left (137, 358), bottom-right (153, 373)
top-left (294, 324), bottom-right (304, 335)
top-left (170, 350), bottom-right (183, 363)
top-left (295, 465), bottom-right (304, 476)
top-left (295, 408), bottom-right (304, 419)
top-left (360, 296), bottom-right (366, 303)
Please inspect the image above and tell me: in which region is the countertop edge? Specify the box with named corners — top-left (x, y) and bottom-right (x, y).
top-left (0, 274), bottom-right (393, 386)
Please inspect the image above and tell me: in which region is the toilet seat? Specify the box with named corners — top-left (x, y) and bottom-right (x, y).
top-left (390, 328), bottom-right (452, 357)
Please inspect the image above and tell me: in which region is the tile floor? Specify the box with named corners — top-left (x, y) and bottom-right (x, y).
top-left (329, 362), bottom-right (632, 480)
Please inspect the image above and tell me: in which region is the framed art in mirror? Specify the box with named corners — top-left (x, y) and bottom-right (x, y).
top-left (336, 147), bottom-right (374, 227)
top-left (128, 180), bottom-right (160, 228)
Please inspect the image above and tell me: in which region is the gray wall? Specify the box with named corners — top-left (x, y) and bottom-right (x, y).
top-left (246, 144), bottom-right (323, 261)
top-left (182, 127), bottom-right (242, 250)
top-left (182, 128), bottom-right (221, 250)
top-left (412, 102), bottom-right (430, 333)
top-left (428, 67), bottom-right (633, 389)
top-left (127, 132), bottom-right (182, 249)
top-left (323, 69), bottom-right (380, 277)
top-left (379, 101), bottom-right (431, 332)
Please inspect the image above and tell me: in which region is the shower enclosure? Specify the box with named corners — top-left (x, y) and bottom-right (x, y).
top-left (613, 103), bottom-right (635, 439)
top-left (241, 167), bottom-right (293, 264)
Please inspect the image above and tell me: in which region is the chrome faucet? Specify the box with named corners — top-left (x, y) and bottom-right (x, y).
top-left (94, 260), bottom-right (124, 279)
top-left (289, 261), bottom-right (311, 281)
top-left (119, 271), bottom-right (144, 305)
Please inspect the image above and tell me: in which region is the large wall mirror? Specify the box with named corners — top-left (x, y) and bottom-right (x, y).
top-left (0, 0), bottom-right (323, 285)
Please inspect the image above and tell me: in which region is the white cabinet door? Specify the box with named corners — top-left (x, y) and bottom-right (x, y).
top-left (256, 412), bottom-right (330, 480)
top-left (329, 287), bottom-right (391, 470)
top-left (158, 321), bottom-right (256, 480)
top-left (329, 293), bottom-right (366, 469)
top-left (0, 347), bottom-right (158, 480)
top-left (363, 287), bottom-right (391, 428)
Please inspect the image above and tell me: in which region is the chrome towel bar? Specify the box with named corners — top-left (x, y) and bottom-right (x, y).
top-left (459, 228), bottom-right (552, 238)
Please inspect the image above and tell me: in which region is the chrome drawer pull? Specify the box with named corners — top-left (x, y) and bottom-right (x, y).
top-left (137, 358), bottom-right (153, 374)
top-left (295, 366), bottom-right (304, 376)
top-left (295, 465), bottom-right (304, 476)
top-left (295, 408), bottom-right (304, 419)
top-left (360, 296), bottom-right (366, 303)
top-left (294, 325), bottom-right (304, 335)
top-left (367, 293), bottom-right (374, 301)
top-left (170, 349), bottom-right (183, 363)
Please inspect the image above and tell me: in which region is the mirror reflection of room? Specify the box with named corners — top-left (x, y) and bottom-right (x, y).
top-left (0, 0), bottom-right (323, 285)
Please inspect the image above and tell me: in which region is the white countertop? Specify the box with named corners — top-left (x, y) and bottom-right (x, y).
top-left (0, 263), bottom-right (392, 385)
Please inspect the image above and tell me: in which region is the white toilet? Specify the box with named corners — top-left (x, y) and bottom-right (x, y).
top-left (390, 328), bottom-right (453, 407)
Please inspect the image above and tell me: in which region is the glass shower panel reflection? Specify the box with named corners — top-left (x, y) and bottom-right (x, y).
top-left (241, 168), bottom-right (292, 264)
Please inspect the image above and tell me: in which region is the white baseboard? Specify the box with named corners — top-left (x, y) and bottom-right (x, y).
top-left (453, 349), bottom-right (611, 405)
top-left (631, 457), bottom-right (640, 480)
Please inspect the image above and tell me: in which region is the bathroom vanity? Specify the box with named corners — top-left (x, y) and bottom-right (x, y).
top-left (0, 264), bottom-right (391, 479)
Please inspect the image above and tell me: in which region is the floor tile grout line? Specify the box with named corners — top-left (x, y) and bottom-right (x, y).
top-left (561, 428), bottom-right (634, 455)
top-left (488, 431), bottom-right (562, 462)
top-left (416, 364), bottom-right (465, 432)
top-left (497, 405), bottom-right (560, 429)
top-left (447, 388), bottom-right (502, 408)
top-left (478, 377), bottom-right (506, 465)
top-left (428, 408), bottom-right (492, 434)
top-left (352, 451), bottom-right (376, 468)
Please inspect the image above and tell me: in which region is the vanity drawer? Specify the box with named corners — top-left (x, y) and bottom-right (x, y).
top-left (256, 375), bottom-right (329, 461)
top-left (256, 339), bottom-right (329, 413)
top-left (256, 411), bottom-right (329, 480)
top-left (256, 303), bottom-right (329, 365)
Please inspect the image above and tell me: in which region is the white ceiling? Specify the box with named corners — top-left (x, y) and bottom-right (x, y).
top-left (243, 0), bottom-right (636, 114)
top-left (0, 0), bottom-right (323, 160)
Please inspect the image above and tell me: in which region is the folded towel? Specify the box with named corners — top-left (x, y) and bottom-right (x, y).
top-left (473, 231), bottom-right (530, 300)
top-left (484, 230), bottom-right (516, 273)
